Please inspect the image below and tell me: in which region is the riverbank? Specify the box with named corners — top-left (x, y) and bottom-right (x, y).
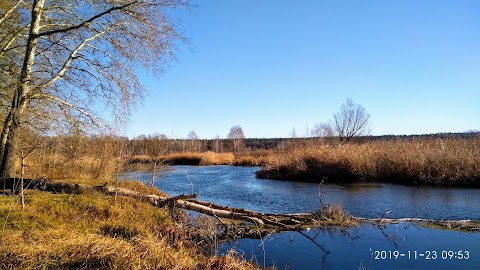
top-left (0, 179), bottom-right (262, 270)
top-left (256, 138), bottom-right (480, 187)
top-left (5, 175), bottom-right (478, 269)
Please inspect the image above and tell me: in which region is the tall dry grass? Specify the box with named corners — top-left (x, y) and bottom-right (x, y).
top-left (162, 152), bottom-right (235, 165)
top-left (0, 183), bottom-right (264, 269)
top-left (199, 152), bottom-right (235, 165)
top-left (129, 151), bottom-right (265, 166)
top-left (22, 147), bottom-right (268, 181)
top-left (24, 154), bottom-right (120, 180)
top-left (259, 138), bottom-right (480, 185)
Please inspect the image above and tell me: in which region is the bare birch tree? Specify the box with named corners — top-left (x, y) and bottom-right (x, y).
top-left (187, 129), bottom-right (199, 152)
top-left (0, 0), bottom-right (189, 177)
top-left (227, 125), bottom-right (245, 153)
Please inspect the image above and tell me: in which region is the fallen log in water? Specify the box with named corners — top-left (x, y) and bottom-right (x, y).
top-left (0, 178), bottom-right (327, 231)
top-left (1, 178), bottom-right (478, 233)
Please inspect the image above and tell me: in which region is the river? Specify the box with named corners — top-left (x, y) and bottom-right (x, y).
top-left (122, 165), bottom-right (480, 269)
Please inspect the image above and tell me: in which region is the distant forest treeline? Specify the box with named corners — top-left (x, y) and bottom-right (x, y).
top-left (246, 131), bottom-right (479, 149)
top-left (129, 132), bottom-right (480, 155)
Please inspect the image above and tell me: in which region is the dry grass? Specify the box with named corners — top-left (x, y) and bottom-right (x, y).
top-left (164, 152), bottom-right (204, 165)
top-left (132, 152), bottom-right (265, 166)
top-left (163, 151), bottom-right (268, 166)
top-left (320, 203), bottom-right (348, 221)
top-left (23, 149), bottom-right (269, 181)
top-left (259, 138), bottom-right (480, 185)
top-left (197, 249), bottom-right (263, 270)
top-left (199, 152), bottom-right (235, 166)
top-left (25, 154), bottom-right (120, 180)
top-left (129, 155), bottom-right (152, 163)
top-left (161, 152), bottom-right (236, 166)
top-left (300, 202), bottom-right (357, 229)
top-left (232, 156), bottom-right (265, 166)
top-left (0, 182), bottom-right (264, 269)
top-left (233, 150), bottom-right (272, 166)
top-left (112, 179), bottom-right (168, 197)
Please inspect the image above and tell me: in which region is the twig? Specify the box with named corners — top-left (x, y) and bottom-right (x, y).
top-left (377, 210), bottom-right (393, 225)
top-left (296, 229), bottom-right (330, 254)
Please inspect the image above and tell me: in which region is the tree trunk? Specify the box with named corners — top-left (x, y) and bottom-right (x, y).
top-left (0, 111), bottom-right (13, 164)
top-left (0, 0), bottom-right (45, 178)
top-left (0, 118), bottom-right (19, 178)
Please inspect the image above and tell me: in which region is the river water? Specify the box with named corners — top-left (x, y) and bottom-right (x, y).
top-left (122, 165), bottom-right (480, 269)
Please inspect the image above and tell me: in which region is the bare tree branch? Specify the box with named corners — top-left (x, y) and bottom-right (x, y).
top-left (35, 26), bottom-right (112, 91)
top-left (31, 93), bottom-right (96, 125)
top-left (34, 1), bottom-right (139, 38)
top-left (0, 0), bottom-right (24, 26)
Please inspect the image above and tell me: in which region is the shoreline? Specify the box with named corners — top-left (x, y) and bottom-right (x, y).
top-left (254, 166), bottom-right (480, 188)
top-left (124, 162), bottom-right (480, 188)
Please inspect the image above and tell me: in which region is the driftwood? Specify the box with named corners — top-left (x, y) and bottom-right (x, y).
top-left (2, 178), bottom-right (479, 233)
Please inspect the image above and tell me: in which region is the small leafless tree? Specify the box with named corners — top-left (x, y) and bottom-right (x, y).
top-left (312, 122), bottom-right (334, 138)
top-left (332, 98), bottom-right (370, 143)
top-left (227, 125), bottom-right (245, 153)
top-left (112, 136), bottom-right (132, 182)
top-left (140, 133), bottom-right (169, 187)
top-left (312, 122), bottom-right (335, 145)
top-left (15, 125), bottom-right (44, 210)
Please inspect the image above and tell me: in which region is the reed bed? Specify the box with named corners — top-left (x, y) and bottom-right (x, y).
top-left (130, 151), bottom-right (265, 166)
top-left (25, 154), bottom-right (120, 180)
top-left (199, 152), bottom-right (235, 165)
top-left (258, 138), bottom-right (480, 185)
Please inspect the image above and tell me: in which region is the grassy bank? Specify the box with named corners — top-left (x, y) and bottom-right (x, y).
top-left (257, 138), bottom-right (480, 186)
top-left (0, 180), bottom-right (263, 269)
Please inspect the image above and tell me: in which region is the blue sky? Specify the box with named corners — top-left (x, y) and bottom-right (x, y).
top-left (126, 0), bottom-right (480, 139)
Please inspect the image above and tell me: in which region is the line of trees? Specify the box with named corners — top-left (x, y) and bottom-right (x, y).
top-left (130, 125), bottom-right (247, 155)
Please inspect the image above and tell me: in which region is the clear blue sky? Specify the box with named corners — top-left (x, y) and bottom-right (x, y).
top-left (126, 0), bottom-right (480, 139)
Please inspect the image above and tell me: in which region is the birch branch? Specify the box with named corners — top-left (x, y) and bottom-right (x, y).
top-left (36, 27), bottom-right (112, 90)
top-left (31, 93), bottom-right (96, 124)
top-left (0, 0), bottom-right (24, 26)
top-left (34, 1), bottom-right (139, 38)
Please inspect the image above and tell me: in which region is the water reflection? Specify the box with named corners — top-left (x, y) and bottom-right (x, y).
top-left (222, 224), bottom-right (480, 270)
top-left (121, 166), bottom-right (480, 269)
top-left (121, 165), bottom-right (480, 220)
